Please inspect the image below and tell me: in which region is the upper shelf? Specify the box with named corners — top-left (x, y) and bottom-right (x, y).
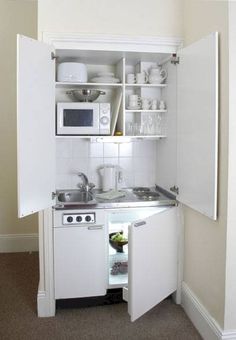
top-left (125, 83), bottom-right (167, 88)
top-left (55, 82), bottom-right (167, 88)
top-left (55, 82), bottom-right (123, 88)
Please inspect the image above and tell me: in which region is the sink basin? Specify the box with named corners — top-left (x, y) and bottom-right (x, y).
top-left (57, 190), bottom-right (95, 205)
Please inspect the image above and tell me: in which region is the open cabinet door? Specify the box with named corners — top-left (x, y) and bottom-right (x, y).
top-left (128, 207), bottom-right (178, 322)
top-left (17, 35), bottom-right (55, 217)
top-left (177, 32), bottom-right (218, 220)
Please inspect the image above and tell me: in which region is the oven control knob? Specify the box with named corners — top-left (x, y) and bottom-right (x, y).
top-left (85, 215), bottom-right (91, 222)
top-left (67, 216), bottom-right (73, 223)
top-left (76, 216), bottom-right (82, 222)
top-left (100, 116), bottom-right (109, 125)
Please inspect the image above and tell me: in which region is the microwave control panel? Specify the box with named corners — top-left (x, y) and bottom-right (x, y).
top-left (99, 103), bottom-right (110, 134)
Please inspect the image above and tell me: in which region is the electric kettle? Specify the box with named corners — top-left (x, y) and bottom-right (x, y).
top-left (98, 164), bottom-right (122, 192)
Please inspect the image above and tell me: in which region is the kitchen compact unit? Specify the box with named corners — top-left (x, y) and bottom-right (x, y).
top-left (53, 199), bottom-right (177, 322)
top-left (16, 32), bottom-right (218, 319)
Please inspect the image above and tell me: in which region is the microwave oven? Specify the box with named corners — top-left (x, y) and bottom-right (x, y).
top-left (56, 102), bottom-right (111, 135)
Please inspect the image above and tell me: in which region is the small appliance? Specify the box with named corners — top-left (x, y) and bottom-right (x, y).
top-left (98, 164), bottom-right (122, 192)
top-left (56, 102), bottom-right (110, 135)
top-left (57, 62), bottom-right (88, 83)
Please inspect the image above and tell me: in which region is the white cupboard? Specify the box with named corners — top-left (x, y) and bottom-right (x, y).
top-left (16, 32), bottom-right (218, 318)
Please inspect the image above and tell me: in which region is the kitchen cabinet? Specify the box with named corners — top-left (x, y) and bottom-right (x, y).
top-left (53, 209), bottom-right (107, 299)
top-left (16, 32), bottom-right (218, 318)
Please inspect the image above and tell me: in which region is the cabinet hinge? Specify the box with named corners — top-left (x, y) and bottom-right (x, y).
top-left (51, 52), bottom-right (57, 60)
top-left (170, 185), bottom-right (179, 195)
top-left (52, 192), bottom-right (57, 200)
top-left (171, 54), bottom-right (179, 65)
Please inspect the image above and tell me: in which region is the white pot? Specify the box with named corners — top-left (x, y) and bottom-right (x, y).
top-left (57, 62), bottom-right (88, 83)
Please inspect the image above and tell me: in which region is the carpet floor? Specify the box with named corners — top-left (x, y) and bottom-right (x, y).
top-left (0, 252), bottom-right (202, 340)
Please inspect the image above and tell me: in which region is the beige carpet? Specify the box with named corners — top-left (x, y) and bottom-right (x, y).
top-left (0, 252), bottom-right (202, 340)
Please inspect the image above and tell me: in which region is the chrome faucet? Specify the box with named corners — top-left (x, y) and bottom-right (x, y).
top-left (78, 172), bottom-right (95, 192)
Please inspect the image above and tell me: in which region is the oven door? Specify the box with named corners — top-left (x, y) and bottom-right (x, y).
top-left (57, 102), bottom-right (100, 135)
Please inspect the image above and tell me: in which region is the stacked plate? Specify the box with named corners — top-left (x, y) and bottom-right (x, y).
top-left (90, 72), bottom-right (120, 83)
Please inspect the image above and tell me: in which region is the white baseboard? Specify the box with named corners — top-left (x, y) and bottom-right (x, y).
top-left (182, 282), bottom-right (236, 340)
top-left (0, 233), bottom-right (38, 253)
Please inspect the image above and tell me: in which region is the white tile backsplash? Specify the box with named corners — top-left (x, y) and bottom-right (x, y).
top-left (55, 139), bottom-right (157, 190)
top-left (103, 157), bottom-right (119, 166)
top-left (89, 142), bottom-right (104, 158)
top-left (119, 157), bottom-right (133, 173)
top-left (56, 139), bottom-right (72, 158)
top-left (72, 139), bottom-right (89, 158)
top-left (56, 158), bottom-right (72, 175)
top-left (133, 140), bottom-right (156, 158)
top-left (104, 143), bottom-right (119, 158)
top-left (119, 142), bottom-right (133, 157)
top-left (70, 158), bottom-right (88, 174)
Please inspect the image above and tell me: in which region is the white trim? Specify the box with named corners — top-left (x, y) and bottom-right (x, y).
top-left (42, 32), bottom-right (183, 54)
top-left (182, 282), bottom-right (236, 340)
top-left (37, 289), bottom-right (55, 317)
top-left (0, 233), bottom-right (38, 253)
top-left (37, 209), bottom-right (55, 317)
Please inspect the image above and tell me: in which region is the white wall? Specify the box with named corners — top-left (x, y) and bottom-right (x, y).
top-left (0, 0), bottom-right (38, 239)
top-left (183, 0), bottom-right (229, 328)
top-left (224, 1), bottom-right (236, 330)
top-left (38, 0), bottom-right (183, 38)
top-left (56, 140), bottom-right (157, 190)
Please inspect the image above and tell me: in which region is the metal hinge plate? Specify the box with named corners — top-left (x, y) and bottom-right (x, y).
top-left (171, 54), bottom-right (180, 65)
top-left (51, 52), bottom-right (57, 60)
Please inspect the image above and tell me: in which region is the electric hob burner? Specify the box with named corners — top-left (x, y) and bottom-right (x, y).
top-left (132, 187), bottom-right (151, 193)
top-left (135, 192), bottom-right (160, 201)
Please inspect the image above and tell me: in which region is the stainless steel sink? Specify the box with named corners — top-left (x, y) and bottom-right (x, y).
top-left (57, 190), bottom-right (96, 205)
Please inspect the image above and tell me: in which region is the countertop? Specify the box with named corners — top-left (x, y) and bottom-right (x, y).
top-left (54, 186), bottom-right (176, 210)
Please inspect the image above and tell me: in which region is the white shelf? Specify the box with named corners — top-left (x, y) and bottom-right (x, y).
top-left (127, 135), bottom-right (167, 139)
top-left (126, 109), bottom-right (167, 113)
top-left (55, 82), bottom-right (123, 88)
top-left (125, 83), bottom-right (167, 88)
top-left (56, 135), bottom-right (166, 140)
top-left (109, 272), bottom-right (128, 288)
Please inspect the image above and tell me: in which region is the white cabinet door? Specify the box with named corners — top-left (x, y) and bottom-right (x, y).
top-left (128, 207), bottom-right (178, 322)
top-left (54, 224), bottom-right (107, 299)
top-left (17, 35), bottom-right (55, 217)
top-left (177, 32), bottom-right (218, 220)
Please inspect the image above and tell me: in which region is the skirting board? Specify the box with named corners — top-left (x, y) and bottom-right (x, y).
top-left (0, 233), bottom-right (39, 253)
top-left (181, 282), bottom-right (236, 340)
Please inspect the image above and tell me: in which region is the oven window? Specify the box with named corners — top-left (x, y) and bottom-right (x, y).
top-left (63, 109), bottom-right (93, 127)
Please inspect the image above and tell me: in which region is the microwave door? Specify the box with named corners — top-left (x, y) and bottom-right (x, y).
top-left (57, 106), bottom-right (100, 135)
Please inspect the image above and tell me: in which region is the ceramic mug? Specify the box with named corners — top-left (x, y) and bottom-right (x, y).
top-left (128, 94), bottom-right (141, 108)
top-left (136, 72), bottom-right (148, 84)
top-left (127, 73), bottom-right (136, 84)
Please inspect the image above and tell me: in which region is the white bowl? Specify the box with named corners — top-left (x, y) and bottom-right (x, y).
top-left (57, 62), bottom-right (88, 83)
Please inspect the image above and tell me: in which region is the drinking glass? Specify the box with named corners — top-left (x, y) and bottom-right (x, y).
top-left (126, 122), bottom-right (133, 136)
top-left (134, 123), bottom-right (142, 136)
top-left (155, 113), bottom-right (162, 135)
